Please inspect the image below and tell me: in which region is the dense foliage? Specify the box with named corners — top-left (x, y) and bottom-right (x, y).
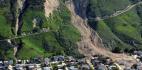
top-left (27, 0), bottom-right (45, 10)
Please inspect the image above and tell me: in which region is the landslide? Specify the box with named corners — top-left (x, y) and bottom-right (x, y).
top-left (66, 0), bottom-right (137, 66)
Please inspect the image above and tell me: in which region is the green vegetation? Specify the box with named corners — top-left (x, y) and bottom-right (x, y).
top-left (0, 40), bottom-right (14, 60)
top-left (2, 0), bottom-right (142, 59)
top-left (88, 0), bottom-right (142, 51)
top-left (0, 0), bottom-right (14, 59)
top-left (17, 0), bottom-right (81, 59)
top-left (22, 10), bottom-right (46, 32)
top-left (0, 0), bottom-right (12, 37)
top-left (87, 0), bottom-right (130, 17)
top-left (0, 0), bottom-right (81, 59)
top-left (0, 15), bottom-right (12, 37)
top-left (28, 0), bottom-right (45, 10)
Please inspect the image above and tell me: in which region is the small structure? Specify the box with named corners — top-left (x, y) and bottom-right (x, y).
top-left (8, 60), bottom-right (13, 65)
top-left (44, 58), bottom-right (50, 66)
top-left (53, 56), bottom-right (65, 62)
top-left (68, 66), bottom-right (78, 70)
top-left (43, 67), bottom-right (52, 70)
top-left (96, 63), bottom-right (107, 70)
top-left (66, 56), bottom-right (75, 62)
top-left (8, 65), bottom-right (13, 70)
top-left (80, 64), bottom-right (91, 70)
top-left (15, 65), bottom-right (24, 70)
top-left (28, 65), bottom-right (35, 70)
top-left (32, 17), bottom-right (43, 28)
top-left (108, 64), bottom-right (118, 70)
top-left (57, 62), bottom-right (66, 69)
top-left (17, 60), bottom-right (22, 64)
top-left (137, 62), bottom-right (142, 70)
top-left (0, 61), bottom-right (4, 69)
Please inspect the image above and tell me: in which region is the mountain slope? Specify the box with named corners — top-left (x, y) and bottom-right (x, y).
top-left (0, 0), bottom-right (82, 59)
top-left (0, 0), bottom-right (142, 63)
top-left (66, 0), bottom-right (136, 65)
top-left (87, 0), bottom-right (142, 51)
top-left (16, 0), bottom-right (82, 59)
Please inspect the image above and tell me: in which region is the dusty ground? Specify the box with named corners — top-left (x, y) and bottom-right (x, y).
top-left (44, 0), bottom-right (59, 17)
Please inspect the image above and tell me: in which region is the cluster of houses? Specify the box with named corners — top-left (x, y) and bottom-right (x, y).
top-left (1, 51), bottom-right (142, 70)
top-left (90, 51), bottom-right (142, 70)
top-left (91, 55), bottom-right (120, 70)
top-left (0, 56), bottom-right (91, 70)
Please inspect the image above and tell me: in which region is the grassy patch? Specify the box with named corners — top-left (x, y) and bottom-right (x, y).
top-left (22, 10), bottom-right (46, 32)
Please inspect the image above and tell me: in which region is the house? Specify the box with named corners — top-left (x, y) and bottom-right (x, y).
top-left (136, 62), bottom-right (142, 70)
top-left (4, 61), bottom-right (8, 65)
top-left (44, 58), bottom-right (50, 66)
top-left (35, 64), bottom-right (42, 69)
top-left (15, 65), bottom-right (24, 70)
top-left (32, 17), bottom-right (43, 28)
top-left (0, 0), bottom-right (4, 2)
top-left (66, 56), bottom-right (75, 62)
top-left (78, 59), bottom-right (86, 64)
top-left (124, 66), bottom-right (131, 70)
top-left (0, 61), bottom-right (4, 69)
top-left (96, 63), bottom-right (107, 70)
top-left (21, 32), bottom-right (26, 36)
top-left (33, 57), bottom-right (42, 64)
top-left (58, 69), bottom-right (64, 70)
top-left (91, 59), bottom-right (100, 66)
top-left (28, 64), bottom-right (36, 70)
top-left (36, 67), bottom-right (42, 70)
top-left (8, 65), bottom-right (13, 70)
top-left (108, 65), bottom-right (118, 70)
top-left (53, 56), bottom-right (65, 62)
top-left (43, 67), bottom-right (52, 70)
top-left (80, 64), bottom-right (91, 70)
top-left (134, 51), bottom-right (142, 56)
top-left (57, 62), bottom-right (66, 69)
top-left (42, 28), bottom-right (49, 32)
top-left (114, 63), bottom-right (123, 70)
top-left (68, 66), bottom-right (78, 70)
top-left (8, 60), bottom-right (13, 65)
top-left (17, 60), bottom-right (22, 64)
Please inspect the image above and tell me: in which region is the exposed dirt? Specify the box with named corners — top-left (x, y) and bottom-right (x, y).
top-left (66, 0), bottom-right (137, 66)
top-left (44, 0), bottom-right (59, 17)
top-left (15, 0), bottom-right (26, 35)
top-left (43, 0), bottom-right (137, 66)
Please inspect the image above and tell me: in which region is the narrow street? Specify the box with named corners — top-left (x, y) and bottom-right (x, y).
top-left (0, 29), bottom-right (49, 41)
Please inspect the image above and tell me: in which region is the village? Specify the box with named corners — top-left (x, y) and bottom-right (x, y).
top-left (0, 50), bottom-right (142, 70)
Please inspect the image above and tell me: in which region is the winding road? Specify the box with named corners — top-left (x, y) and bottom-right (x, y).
top-left (1, 1), bottom-right (142, 42)
top-left (91, 1), bottom-right (142, 21)
top-left (0, 29), bottom-right (49, 42)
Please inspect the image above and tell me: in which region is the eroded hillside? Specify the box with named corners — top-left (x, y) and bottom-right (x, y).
top-left (44, 0), bottom-right (59, 17)
top-left (0, 0), bottom-right (142, 65)
top-left (66, 0), bottom-right (137, 65)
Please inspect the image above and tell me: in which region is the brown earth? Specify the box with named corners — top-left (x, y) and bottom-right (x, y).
top-left (44, 0), bottom-right (59, 17)
top-left (43, 0), bottom-right (137, 66)
top-left (66, 0), bottom-right (137, 66)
